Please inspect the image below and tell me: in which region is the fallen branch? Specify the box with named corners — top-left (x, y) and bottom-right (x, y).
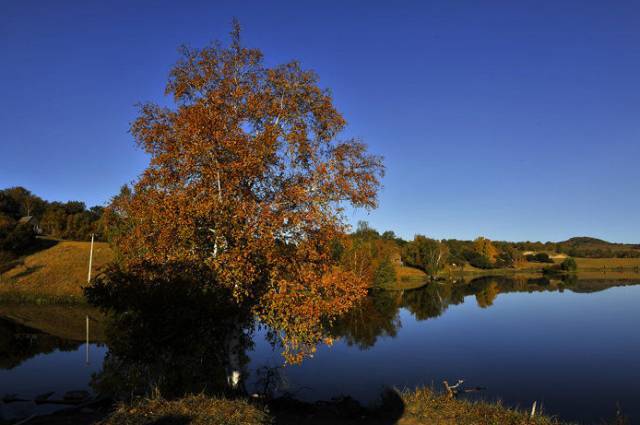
top-left (442, 380), bottom-right (486, 399)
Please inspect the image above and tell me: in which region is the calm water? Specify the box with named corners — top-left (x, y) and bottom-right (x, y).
top-left (1, 276), bottom-right (639, 424)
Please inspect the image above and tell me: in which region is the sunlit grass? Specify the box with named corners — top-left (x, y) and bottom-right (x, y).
top-left (100, 394), bottom-right (269, 425)
top-left (573, 257), bottom-right (640, 270)
top-left (98, 388), bottom-right (588, 425)
top-left (0, 239), bottom-right (113, 300)
top-left (398, 387), bottom-right (568, 425)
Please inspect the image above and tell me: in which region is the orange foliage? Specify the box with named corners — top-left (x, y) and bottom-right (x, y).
top-left (108, 22), bottom-right (383, 363)
top-left (473, 236), bottom-right (498, 262)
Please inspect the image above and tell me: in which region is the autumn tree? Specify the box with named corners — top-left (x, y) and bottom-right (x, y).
top-left (103, 22), bottom-right (384, 364)
top-left (473, 236), bottom-right (498, 263)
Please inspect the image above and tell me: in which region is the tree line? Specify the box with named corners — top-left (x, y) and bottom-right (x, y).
top-left (336, 225), bottom-right (593, 283)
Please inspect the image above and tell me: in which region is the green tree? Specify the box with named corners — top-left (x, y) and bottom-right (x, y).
top-left (373, 256), bottom-right (397, 288)
top-left (560, 257), bottom-right (577, 272)
top-left (402, 235), bottom-right (449, 279)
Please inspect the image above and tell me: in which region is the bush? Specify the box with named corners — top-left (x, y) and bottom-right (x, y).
top-left (560, 257), bottom-right (577, 272)
top-left (525, 253), bottom-right (553, 263)
top-left (463, 250), bottom-right (494, 269)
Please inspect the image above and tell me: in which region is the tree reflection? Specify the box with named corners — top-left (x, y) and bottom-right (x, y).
top-left (466, 278), bottom-right (501, 308)
top-left (329, 289), bottom-right (401, 349)
top-left (402, 282), bottom-right (465, 320)
top-left (328, 274), bottom-right (636, 350)
top-left (85, 264), bottom-right (255, 399)
top-left (84, 268), bottom-right (639, 401)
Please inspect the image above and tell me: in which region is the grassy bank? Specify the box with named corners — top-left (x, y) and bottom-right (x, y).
top-left (392, 264), bottom-right (428, 289)
top-left (99, 395), bottom-right (269, 425)
top-left (400, 387), bottom-right (569, 425)
top-left (94, 388), bottom-right (577, 425)
top-left (0, 239), bottom-right (113, 302)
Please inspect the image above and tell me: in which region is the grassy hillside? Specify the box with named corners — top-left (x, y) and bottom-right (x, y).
top-left (0, 239), bottom-right (113, 301)
top-left (574, 257), bottom-right (640, 270)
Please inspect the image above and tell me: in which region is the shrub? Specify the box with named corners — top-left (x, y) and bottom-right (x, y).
top-left (525, 253), bottom-right (553, 263)
top-left (463, 250), bottom-right (494, 269)
top-left (560, 257), bottom-right (577, 272)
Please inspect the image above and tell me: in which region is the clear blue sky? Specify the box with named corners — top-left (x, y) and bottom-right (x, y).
top-left (1, 1), bottom-right (638, 243)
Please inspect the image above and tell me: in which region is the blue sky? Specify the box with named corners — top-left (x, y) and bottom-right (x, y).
top-left (1, 1), bottom-right (638, 242)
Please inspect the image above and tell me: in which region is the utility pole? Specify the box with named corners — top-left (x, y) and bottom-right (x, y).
top-left (87, 234), bottom-right (94, 284)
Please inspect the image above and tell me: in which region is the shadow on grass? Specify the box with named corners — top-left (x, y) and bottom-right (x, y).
top-left (23, 237), bottom-right (60, 256)
top-left (9, 264), bottom-right (44, 280)
top-left (0, 238), bottom-right (59, 276)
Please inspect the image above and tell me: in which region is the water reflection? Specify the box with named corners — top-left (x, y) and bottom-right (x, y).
top-left (329, 275), bottom-right (638, 350)
top-left (0, 317), bottom-right (81, 370)
top-left (329, 289), bottom-right (402, 349)
top-left (2, 274), bottom-right (636, 423)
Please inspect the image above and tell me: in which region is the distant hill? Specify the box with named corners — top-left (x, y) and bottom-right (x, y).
top-left (561, 237), bottom-right (612, 246)
top-left (556, 236), bottom-right (640, 258)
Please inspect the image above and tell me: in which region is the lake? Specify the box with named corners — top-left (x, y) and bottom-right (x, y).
top-left (1, 275), bottom-right (639, 424)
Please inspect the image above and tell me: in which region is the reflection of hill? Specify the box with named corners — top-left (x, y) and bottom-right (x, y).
top-left (0, 304), bottom-right (105, 341)
top-left (0, 317), bottom-right (81, 369)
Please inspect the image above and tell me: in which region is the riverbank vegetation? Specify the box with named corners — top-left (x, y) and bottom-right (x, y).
top-left (97, 388), bottom-right (579, 425)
